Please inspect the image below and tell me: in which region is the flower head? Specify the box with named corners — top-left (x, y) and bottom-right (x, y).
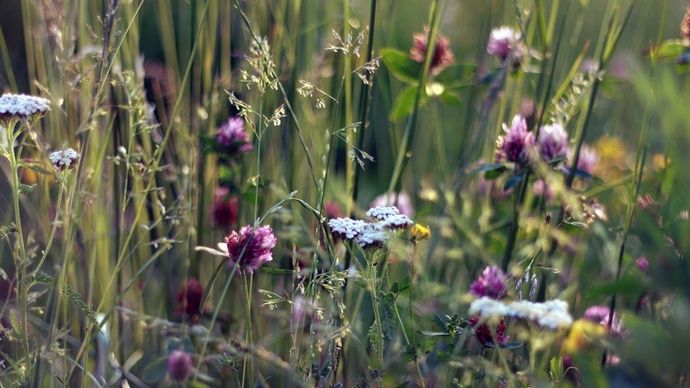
top-left (0, 93), bottom-right (50, 120)
top-left (469, 297), bottom-right (573, 330)
top-left (410, 223), bottom-right (431, 241)
top-left (354, 222), bottom-right (389, 249)
top-left (292, 295), bottom-right (320, 329)
top-left (487, 27), bottom-right (526, 64)
top-left (167, 350), bottom-right (193, 381)
top-left (562, 319), bottom-right (607, 354)
top-left (176, 278), bottom-right (205, 323)
top-left (635, 256), bottom-right (649, 273)
top-left (366, 206), bottom-right (400, 221)
top-left (381, 214), bottom-right (413, 230)
top-left (470, 266), bottom-right (507, 299)
top-left (533, 179), bottom-right (554, 199)
top-left (538, 123), bottom-right (568, 162)
top-left (469, 315), bottom-right (508, 347)
top-left (410, 28), bottom-right (455, 75)
top-left (328, 217), bottom-right (367, 241)
top-left (217, 117), bottom-right (253, 156)
top-left (571, 144), bottom-right (598, 176)
top-left (211, 187), bottom-right (239, 229)
top-left (324, 201), bottom-right (344, 219)
top-left (496, 115), bottom-right (535, 166)
top-left (220, 225), bottom-right (277, 272)
top-left (370, 192), bottom-right (414, 217)
top-left (49, 148), bottom-right (79, 170)
top-left (584, 305), bottom-right (624, 337)
top-left (681, 6), bottom-right (690, 40)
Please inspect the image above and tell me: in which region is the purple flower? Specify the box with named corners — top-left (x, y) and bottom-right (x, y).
top-left (176, 278), bottom-right (205, 323)
top-left (167, 350), bottom-right (193, 381)
top-left (533, 179), bottom-right (554, 199)
top-left (292, 295), bottom-right (319, 329)
top-left (496, 115), bottom-right (535, 166)
top-left (487, 26), bottom-right (526, 64)
top-left (220, 225), bottom-right (277, 272)
top-left (217, 117), bottom-right (253, 155)
top-left (538, 123), bottom-right (568, 162)
top-left (370, 192), bottom-right (414, 217)
top-left (469, 315), bottom-right (508, 347)
top-left (584, 305), bottom-right (624, 337)
top-left (682, 7), bottom-right (690, 40)
top-left (574, 145), bottom-right (598, 176)
top-left (635, 256), bottom-right (649, 273)
top-left (210, 187), bottom-right (239, 230)
top-left (470, 266), bottom-right (507, 299)
top-left (410, 27), bottom-right (455, 76)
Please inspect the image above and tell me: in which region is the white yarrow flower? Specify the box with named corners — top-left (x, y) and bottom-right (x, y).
top-left (49, 148), bottom-right (79, 170)
top-left (354, 222), bottom-right (389, 248)
top-left (0, 93), bottom-right (50, 119)
top-left (381, 214), bottom-right (413, 229)
top-left (366, 206), bottom-right (400, 221)
top-left (328, 218), bottom-right (367, 240)
top-left (469, 297), bottom-right (573, 330)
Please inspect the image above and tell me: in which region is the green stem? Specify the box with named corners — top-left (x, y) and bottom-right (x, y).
top-left (387, 0), bottom-right (440, 194)
top-left (7, 120), bottom-right (31, 376)
top-left (369, 262), bottom-right (384, 369)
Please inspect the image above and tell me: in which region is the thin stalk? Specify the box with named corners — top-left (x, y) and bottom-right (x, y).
top-left (342, 2), bottom-right (378, 380)
top-left (234, 1), bottom-right (319, 191)
top-left (6, 120), bottom-right (31, 375)
top-left (387, 0), bottom-right (441, 195)
top-left (31, 180), bottom-right (65, 277)
top-left (350, 0), bottom-right (378, 209)
top-left (602, 126), bottom-right (647, 367)
top-left (501, 11), bottom-right (566, 271)
top-left (241, 272), bottom-right (255, 386)
top-left (369, 260), bottom-right (384, 368)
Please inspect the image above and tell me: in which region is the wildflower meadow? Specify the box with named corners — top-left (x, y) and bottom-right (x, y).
top-left (1, 0), bottom-right (690, 386)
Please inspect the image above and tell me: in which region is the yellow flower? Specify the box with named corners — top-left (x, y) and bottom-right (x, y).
top-left (562, 319), bottom-right (607, 354)
top-left (594, 136), bottom-right (628, 180)
top-left (411, 224), bottom-right (431, 241)
top-left (652, 153), bottom-right (669, 171)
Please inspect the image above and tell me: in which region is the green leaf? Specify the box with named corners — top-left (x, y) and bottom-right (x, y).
top-left (381, 48), bottom-right (421, 84)
top-left (549, 356), bottom-right (564, 383)
top-left (419, 330), bottom-right (450, 337)
top-left (503, 174), bottom-right (524, 191)
top-left (470, 163), bottom-right (507, 179)
top-left (25, 162), bottom-right (53, 176)
top-left (650, 40), bottom-right (689, 61)
top-left (390, 85), bottom-right (426, 121)
top-left (438, 90), bottom-right (461, 107)
top-left (584, 275), bottom-right (646, 301)
top-left (141, 357), bottom-right (168, 383)
top-left (18, 184), bottom-right (36, 194)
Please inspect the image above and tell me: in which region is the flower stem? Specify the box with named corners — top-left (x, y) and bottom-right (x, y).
top-left (369, 261), bottom-right (384, 369)
top-left (7, 121), bottom-right (31, 376)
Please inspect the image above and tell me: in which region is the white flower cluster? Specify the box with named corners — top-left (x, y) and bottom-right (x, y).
top-left (381, 214), bottom-right (413, 229)
top-left (328, 218), bottom-right (367, 240)
top-left (469, 297), bottom-right (573, 330)
top-left (49, 148), bottom-right (79, 170)
top-left (366, 206), bottom-right (400, 221)
top-left (354, 223), bottom-right (388, 248)
top-left (0, 93), bottom-right (50, 118)
top-left (328, 206), bottom-right (415, 249)
top-left (367, 206), bottom-right (413, 229)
